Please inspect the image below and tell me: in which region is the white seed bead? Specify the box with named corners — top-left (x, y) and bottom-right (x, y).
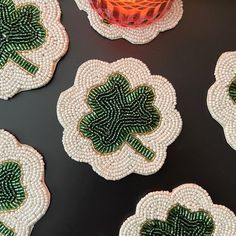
top-left (0, 130), bottom-right (50, 236)
top-left (207, 51), bottom-right (236, 150)
top-left (119, 184), bottom-right (236, 236)
top-left (57, 58), bottom-right (183, 180)
top-left (0, 0), bottom-right (68, 100)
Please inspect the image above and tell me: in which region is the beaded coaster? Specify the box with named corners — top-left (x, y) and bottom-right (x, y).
top-left (74, 0), bottom-right (183, 44)
top-left (120, 184), bottom-right (236, 236)
top-left (0, 130), bottom-right (50, 235)
top-left (0, 0), bottom-right (68, 100)
top-left (57, 58), bottom-right (182, 180)
top-left (207, 51), bottom-right (236, 150)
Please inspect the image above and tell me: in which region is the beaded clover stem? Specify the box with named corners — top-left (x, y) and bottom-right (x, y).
top-left (207, 51), bottom-right (236, 150)
top-left (0, 130), bottom-right (50, 236)
top-left (0, 1), bottom-right (46, 75)
top-left (57, 58), bottom-right (182, 180)
top-left (120, 184), bottom-right (236, 236)
top-left (79, 73), bottom-right (160, 161)
top-left (0, 0), bottom-right (68, 100)
top-left (74, 0), bottom-right (183, 44)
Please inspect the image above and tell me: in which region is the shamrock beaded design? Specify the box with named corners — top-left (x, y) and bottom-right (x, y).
top-left (0, 0), bottom-right (68, 100)
top-left (0, 0), bottom-right (46, 75)
top-left (0, 162), bottom-right (25, 212)
top-left (0, 222), bottom-right (14, 236)
top-left (120, 184), bottom-right (236, 236)
top-left (57, 58), bottom-right (182, 180)
top-left (0, 130), bottom-right (50, 235)
top-left (141, 205), bottom-right (214, 236)
top-left (80, 73), bottom-right (160, 161)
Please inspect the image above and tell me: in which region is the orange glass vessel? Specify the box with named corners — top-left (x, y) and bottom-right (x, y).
top-left (89, 0), bottom-right (174, 28)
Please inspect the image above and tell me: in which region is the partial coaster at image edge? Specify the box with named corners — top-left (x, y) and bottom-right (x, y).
top-left (0, 130), bottom-right (50, 236)
top-left (0, 0), bottom-right (69, 100)
top-left (75, 0), bottom-right (183, 44)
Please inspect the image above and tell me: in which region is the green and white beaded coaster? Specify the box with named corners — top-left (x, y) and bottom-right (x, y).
top-left (120, 184), bottom-right (236, 236)
top-left (207, 51), bottom-right (236, 150)
top-left (0, 0), bottom-right (68, 100)
top-left (0, 130), bottom-right (50, 235)
top-left (75, 0), bottom-right (183, 44)
top-left (57, 58), bottom-right (182, 180)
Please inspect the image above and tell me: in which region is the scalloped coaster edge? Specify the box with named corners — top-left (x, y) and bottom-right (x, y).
top-left (57, 58), bottom-right (182, 180)
top-left (74, 0), bottom-right (183, 44)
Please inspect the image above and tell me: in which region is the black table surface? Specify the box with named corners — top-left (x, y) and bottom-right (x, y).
top-left (0, 0), bottom-right (235, 235)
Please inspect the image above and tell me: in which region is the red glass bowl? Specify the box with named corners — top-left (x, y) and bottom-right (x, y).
top-left (89, 0), bottom-right (174, 28)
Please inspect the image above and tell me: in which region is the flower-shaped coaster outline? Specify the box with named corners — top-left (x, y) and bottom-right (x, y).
top-left (57, 58), bottom-right (182, 180)
top-left (74, 0), bottom-right (183, 44)
top-left (0, 0), bottom-right (68, 100)
top-left (207, 51), bottom-right (236, 150)
top-left (0, 130), bottom-right (50, 235)
top-left (120, 184), bottom-right (236, 236)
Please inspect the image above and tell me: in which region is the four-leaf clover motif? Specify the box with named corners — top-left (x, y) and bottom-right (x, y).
top-left (80, 73), bottom-right (160, 161)
top-left (141, 205), bottom-right (214, 236)
top-left (0, 0), bottom-right (46, 75)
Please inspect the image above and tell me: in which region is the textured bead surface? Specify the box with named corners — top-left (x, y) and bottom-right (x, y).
top-left (0, 0), bottom-right (68, 100)
top-left (57, 58), bottom-right (182, 180)
top-left (0, 130), bottom-right (50, 236)
top-left (75, 0), bottom-right (183, 44)
top-left (207, 51), bottom-right (236, 150)
top-left (119, 184), bottom-right (236, 236)
top-left (0, 222), bottom-right (14, 236)
top-left (228, 76), bottom-right (236, 103)
top-left (79, 73), bottom-right (160, 160)
top-left (140, 205), bottom-right (214, 236)
top-left (0, 162), bottom-right (25, 212)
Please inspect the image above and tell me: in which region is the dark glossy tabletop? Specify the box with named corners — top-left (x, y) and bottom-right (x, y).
top-left (0, 0), bottom-right (235, 235)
